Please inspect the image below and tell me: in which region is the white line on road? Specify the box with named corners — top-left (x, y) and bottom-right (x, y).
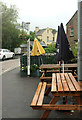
top-left (2, 65), bottom-right (20, 74)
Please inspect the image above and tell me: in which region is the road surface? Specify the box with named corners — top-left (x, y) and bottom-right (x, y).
top-left (0, 58), bottom-right (20, 75)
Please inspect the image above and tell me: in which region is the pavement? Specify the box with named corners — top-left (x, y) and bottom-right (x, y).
top-left (2, 67), bottom-right (82, 119)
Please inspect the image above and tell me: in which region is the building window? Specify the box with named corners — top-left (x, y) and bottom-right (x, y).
top-left (70, 27), bottom-right (74, 37)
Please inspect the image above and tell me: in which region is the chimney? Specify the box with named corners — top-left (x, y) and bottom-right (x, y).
top-left (35, 27), bottom-right (39, 33)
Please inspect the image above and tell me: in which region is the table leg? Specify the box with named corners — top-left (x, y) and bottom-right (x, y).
top-left (63, 96), bottom-right (68, 104)
top-left (45, 87), bottom-right (51, 96)
top-left (72, 68), bottom-right (75, 75)
top-left (45, 69), bottom-right (47, 77)
top-left (74, 96), bottom-right (82, 105)
top-left (40, 110), bottom-right (51, 120)
top-left (40, 96), bottom-right (58, 120)
top-left (74, 96), bottom-right (82, 112)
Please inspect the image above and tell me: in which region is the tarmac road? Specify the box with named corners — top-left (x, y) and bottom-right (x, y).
top-left (0, 58), bottom-right (20, 75)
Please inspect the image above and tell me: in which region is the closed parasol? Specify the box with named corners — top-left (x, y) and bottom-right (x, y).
top-left (56, 23), bottom-right (74, 79)
top-left (31, 38), bottom-right (45, 56)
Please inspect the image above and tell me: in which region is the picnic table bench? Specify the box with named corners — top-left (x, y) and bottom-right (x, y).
top-left (31, 82), bottom-right (47, 107)
top-left (30, 73), bottom-right (82, 120)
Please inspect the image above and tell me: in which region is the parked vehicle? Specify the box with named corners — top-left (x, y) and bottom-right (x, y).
top-left (14, 48), bottom-right (21, 55)
top-left (0, 49), bottom-right (15, 60)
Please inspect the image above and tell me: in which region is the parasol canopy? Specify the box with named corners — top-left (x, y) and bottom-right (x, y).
top-left (31, 38), bottom-right (45, 56)
top-left (56, 23), bottom-right (74, 62)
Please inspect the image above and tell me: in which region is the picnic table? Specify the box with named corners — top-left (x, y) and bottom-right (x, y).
top-left (40, 64), bottom-right (77, 81)
top-left (30, 73), bottom-right (82, 119)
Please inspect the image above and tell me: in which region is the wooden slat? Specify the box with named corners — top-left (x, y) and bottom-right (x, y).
top-left (60, 73), bottom-right (65, 81)
top-left (62, 81), bottom-right (70, 92)
top-left (37, 82), bottom-right (47, 106)
top-left (51, 73), bottom-right (57, 92)
top-left (52, 92), bottom-right (80, 96)
top-left (56, 73), bottom-right (63, 92)
top-left (31, 82), bottom-right (42, 106)
top-left (68, 73), bottom-right (80, 91)
top-left (42, 70), bottom-right (72, 74)
top-left (32, 104), bottom-right (82, 111)
top-left (60, 73), bottom-right (70, 92)
top-left (42, 70), bottom-right (59, 73)
top-left (64, 73), bottom-right (76, 91)
top-left (56, 73), bottom-right (61, 82)
top-left (40, 77), bottom-right (52, 80)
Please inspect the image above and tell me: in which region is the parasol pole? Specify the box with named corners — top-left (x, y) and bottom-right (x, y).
top-left (62, 60), bottom-right (64, 80)
top-left (59, 61), bottom-right (61, 72)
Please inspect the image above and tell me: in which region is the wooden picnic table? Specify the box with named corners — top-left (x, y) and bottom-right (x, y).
top-left (40, 64), bottom-right (77, 81)
top-left (40, 64), bottom-right (77, 69)
top-left (30, 73), bottom-right (82, 119)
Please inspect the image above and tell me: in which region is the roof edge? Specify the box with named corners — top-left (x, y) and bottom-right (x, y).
top-left (66, 10), bottom-right (78, 25)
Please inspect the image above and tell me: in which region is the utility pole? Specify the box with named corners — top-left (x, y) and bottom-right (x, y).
top-left (78, 0), bottom-right (82, 81)
top-left (17, 22), bottom-right (30, 76)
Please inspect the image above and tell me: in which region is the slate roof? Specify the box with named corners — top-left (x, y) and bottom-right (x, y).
top-left (36, 29), bottom-right (46, 35)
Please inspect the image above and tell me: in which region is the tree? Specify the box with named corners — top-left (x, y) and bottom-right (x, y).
top-left (28, 31), bottom-right (42, 41)
top-left (19, 31), bottom-right (42, 43)
top-left (30, 31), bottom-right (35, 41)
top-left (1, 2), bottom-right (22, 51)
top-left (52, 29), bottom-right (57, 33)
top-left (19, 30), bottom-right (30, 44)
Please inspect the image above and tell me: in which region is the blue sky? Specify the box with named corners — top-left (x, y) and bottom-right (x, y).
top-left (3, 0), bottom-right (79, 31)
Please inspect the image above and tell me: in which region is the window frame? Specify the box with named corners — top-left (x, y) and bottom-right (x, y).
top-left (69, 25), bottom-right (74, 37)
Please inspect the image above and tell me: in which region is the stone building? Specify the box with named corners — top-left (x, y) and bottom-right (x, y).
top-left (35, 27), bottom-right (57, 45)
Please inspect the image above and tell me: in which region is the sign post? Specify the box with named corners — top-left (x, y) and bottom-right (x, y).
top-left (17, 22), bottom-right (30, 76)
top-left (25, 22), bottom-right (30, 76)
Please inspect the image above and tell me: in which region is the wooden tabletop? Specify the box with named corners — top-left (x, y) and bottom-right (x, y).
top-left (40, 64), bottom-right (77, 69)
top-left (51, 73), bottom-right (81, 93)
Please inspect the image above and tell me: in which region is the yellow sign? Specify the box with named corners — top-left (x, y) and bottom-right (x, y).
top-left (31, 38), bottom-right (45, 56)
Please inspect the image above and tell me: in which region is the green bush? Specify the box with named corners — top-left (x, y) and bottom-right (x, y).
top-left (44, 43), bottom-right (56, 53)
top-left (72, 46), bottom-right (78, 58)
top-left (30, 64), bottom-right (39, 72)
top-left (69, 45), bottom-right (78, 63)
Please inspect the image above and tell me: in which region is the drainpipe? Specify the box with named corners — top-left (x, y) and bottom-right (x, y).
top-left (78, 0), bottom-right (82, 81)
